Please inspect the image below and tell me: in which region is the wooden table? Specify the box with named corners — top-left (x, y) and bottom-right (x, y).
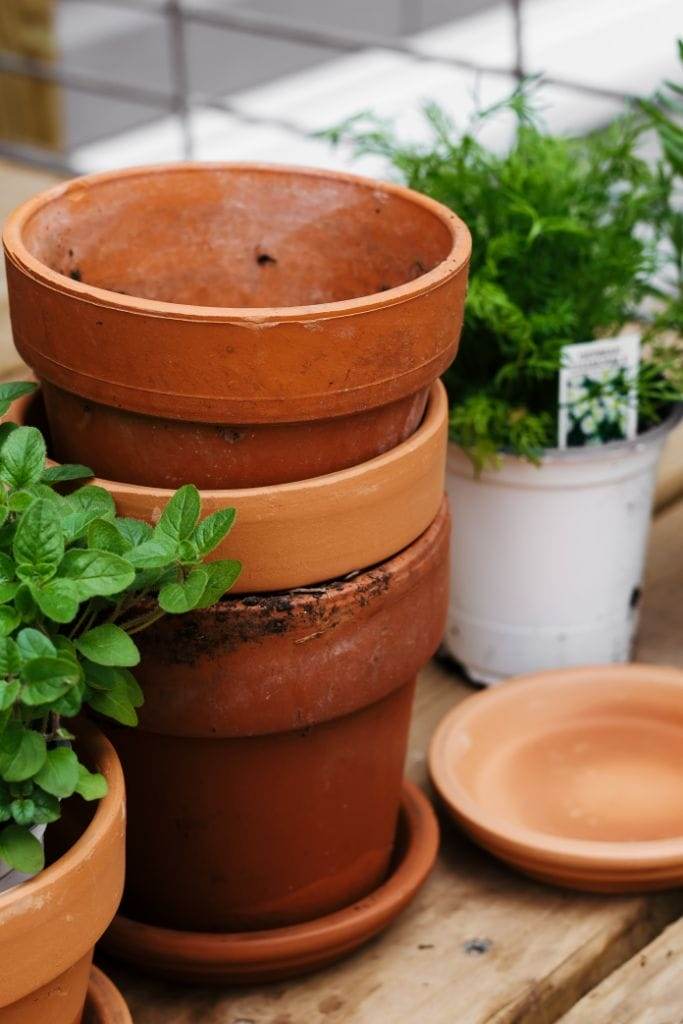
top-left (1, 157), bottom-right (683, 1024)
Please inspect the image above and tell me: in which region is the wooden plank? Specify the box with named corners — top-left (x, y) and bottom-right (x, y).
top-left (558, 917), bottom-right (683, 1023)
top-left (0, 0), bottom-right (61, 150)
top-left (102, 497), bottom-right (683, 1024)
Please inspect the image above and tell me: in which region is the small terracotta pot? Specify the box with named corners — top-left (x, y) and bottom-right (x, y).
top-left (0, 722), bottom-right (125, 1024)
top-left (430, 664), bottom-right (683, 892)
top-left (4, 163), bottom-right (470, 488)
top-left (83, 967), bottom-right (132, 1024)
top-left (103, 500), bottom-right (449, 933)
top-left (103, 781), bottom-right (439, 985)
top-left (12, 381), bottom-right (447, 593)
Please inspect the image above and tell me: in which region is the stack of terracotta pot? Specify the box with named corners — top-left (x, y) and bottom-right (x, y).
top-left (3, 164), bottom-right (470, 982)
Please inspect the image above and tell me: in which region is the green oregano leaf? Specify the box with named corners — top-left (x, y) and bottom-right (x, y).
top-left (0, 823), bottom-right (43, 872)
top-left (0, 426), bottom-right (46, 488)
top-left (154, 484), bottom-right (200, 544)
top-left (75, 623), bottom-right (140, 667)
top-left (34, 747), bottom-right (80, 798)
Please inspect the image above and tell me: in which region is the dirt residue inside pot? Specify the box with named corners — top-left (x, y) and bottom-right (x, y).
top-left (137, 567), bottom-right (393, 665)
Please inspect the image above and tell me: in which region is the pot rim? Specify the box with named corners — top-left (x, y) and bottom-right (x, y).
top-left (3, 161), bottom-right (471, 323)
top-left (0, 720), bottom-right (125, 1009)
top-left (429, 664), bottom-right (683, 870)
top-left (8, 381), bottom-right (448, 594)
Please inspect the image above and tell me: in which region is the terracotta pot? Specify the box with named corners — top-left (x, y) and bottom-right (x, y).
top-left (83, 968), bottom-right (132, 1024)
top-left (103, 781), bottom-right (439, 984)
top-left (3, 163), bottom-right (470, 488)
top-left (103, 500), bottom-right (449, 933)
top-left (0, 722), bottom-right (125, 1024)
top-left (429, 664), bottom-right (683, 892)
top-left (12, 380), bottom-right (447, 593)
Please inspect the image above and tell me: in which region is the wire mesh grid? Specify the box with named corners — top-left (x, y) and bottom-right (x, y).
top-left (0, 0), bottom-right (637, 172)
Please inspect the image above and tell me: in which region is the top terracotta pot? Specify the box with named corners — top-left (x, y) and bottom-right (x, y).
top-left (3, 163), bottom-right (470, 488)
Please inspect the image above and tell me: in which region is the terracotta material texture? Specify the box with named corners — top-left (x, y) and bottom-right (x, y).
top-left (83, 968), bottom-right (132, 1024)
top-left (12, 381), bottom-right (447, 593)
top-left (0, 722), bottom-right (125, 1024)
top-left (4, 162), bottom-right (470, 488)
top-left (430, 664), bottom-right (683, 892)
top-left (102, 781), bottom-right (439, 985)
top-left (103, 501), bottom-right (449, 934)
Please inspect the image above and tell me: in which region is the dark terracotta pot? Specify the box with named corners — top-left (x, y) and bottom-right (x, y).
top-left (104, 499), bottom-right (449, 933)
top-left (3, 163), bottom-right (470, 488)
top-left (0, 723), bottom-right (125, 1024)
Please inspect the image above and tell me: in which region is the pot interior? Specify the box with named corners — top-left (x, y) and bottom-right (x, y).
top-left (20, 167), bottom-right (455, 308)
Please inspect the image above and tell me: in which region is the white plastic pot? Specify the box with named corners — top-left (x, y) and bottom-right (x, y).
top-left (443, 410), bottom-right (682, 685)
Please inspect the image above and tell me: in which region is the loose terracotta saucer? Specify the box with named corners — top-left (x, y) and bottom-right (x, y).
top-left (430, 665), bottom-right (683, 892)
top-left (83, 966), bottom-right (132, 1024)
top-left (100, 781), bottom-right (439, 984)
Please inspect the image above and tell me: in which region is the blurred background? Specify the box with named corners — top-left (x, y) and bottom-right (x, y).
top-left (0, 0), bottom-right (680, 174)
top-left (0, 0), bottom-right (680, 363)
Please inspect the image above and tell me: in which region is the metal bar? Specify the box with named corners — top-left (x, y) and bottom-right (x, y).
top-left (0, 140), bottom-right (74, 175)
top-left (58, 0), bottom-right (635, 102)
top-left (0, 50), bottom-right (175, 109)
top-left (510, 0), bottom-right (525, 81)
top-left (167, 0), bottom-right (193, 158)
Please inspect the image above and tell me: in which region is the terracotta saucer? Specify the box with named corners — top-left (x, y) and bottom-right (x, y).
top-left (100, 781), bottom-right (438, 984)
top-left (84, 966), bottom-right (132, 1023)
top-left (429, 665), bottom-right (683, 892)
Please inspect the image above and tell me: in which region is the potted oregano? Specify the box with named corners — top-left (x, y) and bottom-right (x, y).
top-left (330, 49), bottom-right (683, 683)
top-left (0, 379), bottom-right (240, 1022)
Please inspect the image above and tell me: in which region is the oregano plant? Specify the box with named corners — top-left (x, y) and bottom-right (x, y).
top-left (0, 382), bottom-right (241, 875)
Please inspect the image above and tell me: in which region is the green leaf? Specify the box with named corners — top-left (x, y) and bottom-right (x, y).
top-left (0, 823), bottom-right (43, 872)
top-left (0, 638), bottom-right (20, 677)
top-left (0, 381), bottom-right (37, 417)
top-left (20, 656), bottom-right (81, 706)
top-left (62, 486), bottom-right (116, 540)
top-left (0, 426), bottom-right (46, 488)
top-left (87, 518), bottom-right (127, 555)
top-left (31, 788), bottom-right (60, 824)
top-left (75, 624), bottom-right (140, 667)
top-left (32, 579), bottom-right (79, 624)
top-left (194, 559), bottom-right (242, 609)
top-left (41, 463), bottom-right (93, 484)
top-left (10, 797), bottom-right (35, 826)
top-left (0, 606), bottom-right (20, 637)
top-left (159, 567), bottom-right (209, 613)
top-left (13, 499), bottom-right (64, 573)
top-left (0, 681), bottom-right (20, 711)
top-left (34, 747), bottom-right (79, 798)
top-left (75, 763), bottom-right (108, 801)
top-left (84, 663), bottom-right (143, 707)
top-left (16, 628), bottom-right (56, 660)
top-left (154, 485), bottom-right (200, 544)
top-left (0, 552), bottom-right (17, 606)
top-left (51, 680), bottom-right (85, 717)
top-left (0, 724), bottom-right (46, 781)
top-left (125, 538), bottom-right (177, 569)
top-left (193, 507), bottom-right (236, 555)
top-left (88, 676), bottom-right (138, 726)
top-left (58, 549), bottom-right (135, 600)
top-left (114, 518), bottom-right (153, 548)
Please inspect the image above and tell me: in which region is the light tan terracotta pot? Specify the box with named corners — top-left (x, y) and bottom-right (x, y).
top-left (0, 722), bottom-right (125, 1024)
top-left (11, 380), bottom-right (447, 593)
top-left (430, 664), bottom-right (683, 892)
top-left (3, 162), bottom-right (470, 488)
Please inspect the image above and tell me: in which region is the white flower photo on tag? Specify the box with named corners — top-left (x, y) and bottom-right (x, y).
top-left (558, 334), bottom-right (640, 449)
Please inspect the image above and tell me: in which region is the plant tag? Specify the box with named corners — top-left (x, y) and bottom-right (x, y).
top-left (558, 334), bottom-right (640, 448)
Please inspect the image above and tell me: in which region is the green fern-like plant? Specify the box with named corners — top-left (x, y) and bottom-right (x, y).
top-left (326, 45), bottom-right (683, 468)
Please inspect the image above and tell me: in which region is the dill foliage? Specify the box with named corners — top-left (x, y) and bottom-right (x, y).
top-left (326, 46), bottom-right (683, 467)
